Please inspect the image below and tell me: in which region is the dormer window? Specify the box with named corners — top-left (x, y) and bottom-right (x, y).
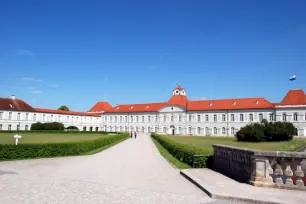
top-left (208, 103), bottom-right (212, 107)
top-left (254, 100), bottom-right (259, 104)
top-left (130, 106), bottom-right (134, 109)
top-left (9, 104), bottom-right (13, 108)
top-left (146, 105), bottom-right (150, 109)
top-left (116, 107), bottom-right (120, 110)
top-left (176, 90), bottom-right (179, 93)
top-left (232, 102), bottom-right (236, 106)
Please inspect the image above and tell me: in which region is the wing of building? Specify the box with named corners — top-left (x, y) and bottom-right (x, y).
top-left (0, 86), bottom-right (306, 136)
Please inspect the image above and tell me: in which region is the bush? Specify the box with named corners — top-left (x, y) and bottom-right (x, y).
top-left (30, 122), bottom-right (65, 130)
top-left (0, 133), bottom-right (128, 161)
top-left (236, 120), bottom-right (295, 142)
top-left (151, 133), bottom-right (213, 168)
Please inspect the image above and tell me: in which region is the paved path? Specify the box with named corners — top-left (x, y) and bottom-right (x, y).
top-left (0, 133), bottom-right (241, 204)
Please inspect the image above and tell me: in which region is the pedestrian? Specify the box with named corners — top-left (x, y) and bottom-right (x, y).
top-left (135, 131), bottom-right (137, 139)
top-left (130, 131), bottom-right (133, 139)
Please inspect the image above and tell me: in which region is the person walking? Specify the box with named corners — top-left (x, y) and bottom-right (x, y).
top-left (135, 131), bottom-right (137, 139)
top-left (130, 131), bottom-right (133, 139)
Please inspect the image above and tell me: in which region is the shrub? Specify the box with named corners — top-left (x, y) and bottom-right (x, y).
top-left (30, 122), bottom-right (65, 130)
top-left (151, 133), bottom-right (213, 168)
top-left (0, 133), bottom-right (128, 161)
top-left (236, 120), bottom-right (295, 142)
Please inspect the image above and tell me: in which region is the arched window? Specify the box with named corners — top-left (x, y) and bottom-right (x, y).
top-left (25, 125), bottom-right (29, 131)
top-left (90, 127), bottom-right (93, 131)
top-left (125, 126), bottom-right (127, 132)
top-left (110, 126), bottom-right (113, 132)
top-left (213, 114), bottom-right (217, 122)
top-left (163, 127), bottom-right (167, 133)
top-left (293, 113), bottom-right (298, 121)
top-left (148, 127), bottom-right (151, 133)
top-left (213, 127), bottom-right (217, 135)
top-left (0, 124), bottom-right (2, 131)
top-left (142, 126), bottom-right (144, 132)
top-left (295, 128), bottom-right (298, 136)
top-left (222, 127), bottom-right (226, 135)
top-left (178, 127), bottom-right (181, 134)
top-left (155, 127), bottom-right (157, 133)
top-left (179, 115), bottom-right (182, 122)
top-left (164, 115), bottom-right (167, 122)
top-left (83, 126), bottom-right (87, 131)
top-left (282, 113), bottom-right (287, 121)
top-left (231, 127), bottom-right (235, 135)
top-left (188, 126), bottom-right (192, 134)
top-left (136, 126), bottom-right (139, 132)
top-left (8, 124), bottom-right (11, 131)
top-left (205, 127), bottom-right (209, 136)
top-left (17, 125), bottom-right (20, 131)
top-left (197, 127), bottom-right (201, 135)
top-left (189, 115), bottom-right (192, 122)
top-left (231, 114), bottom-right (235, 121)
top-left (96, 127), bottom-right (99, 131)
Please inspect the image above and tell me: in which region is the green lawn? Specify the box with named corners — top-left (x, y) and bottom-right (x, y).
top-left (163, 135), bottom-right (306, 154)
top-left (0, 132), bottom-right (110, 144)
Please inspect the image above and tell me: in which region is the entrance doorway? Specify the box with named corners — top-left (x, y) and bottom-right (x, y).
top-left (170, 125), bottom-right (175, 135)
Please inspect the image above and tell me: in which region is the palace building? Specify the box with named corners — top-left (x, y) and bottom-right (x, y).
top-left (1, 85), bottom-right (306, 136)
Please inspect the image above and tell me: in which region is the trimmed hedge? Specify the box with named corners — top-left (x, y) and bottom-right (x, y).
top-left (0, 133), bottom-right (128, 161)
top-left (236, 119), bottom-right (296, 142)
top-left (31, 122), bottom-right (65, 130)
top-left (151, 133), bottom-right (213, 168)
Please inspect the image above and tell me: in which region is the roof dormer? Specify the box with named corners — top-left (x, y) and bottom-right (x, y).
top-left (172, 84), bottom-right (186, 96)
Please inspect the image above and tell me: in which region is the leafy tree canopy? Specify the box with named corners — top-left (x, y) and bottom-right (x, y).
top-left (58, 105), bottom-right (70, 111)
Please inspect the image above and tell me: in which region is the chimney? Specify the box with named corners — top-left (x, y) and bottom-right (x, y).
top-left (11, 95), bottom-right (16, 100)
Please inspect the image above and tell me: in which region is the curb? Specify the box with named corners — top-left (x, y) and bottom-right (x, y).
top-left (180, 170), bottom-right (281, 204)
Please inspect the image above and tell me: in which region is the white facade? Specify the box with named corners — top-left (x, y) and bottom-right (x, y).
top-left (0, 110), bottom-right (101, 131)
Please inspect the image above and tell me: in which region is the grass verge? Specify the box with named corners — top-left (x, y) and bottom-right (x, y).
top-left (151, 136), bottom-right (191, 169)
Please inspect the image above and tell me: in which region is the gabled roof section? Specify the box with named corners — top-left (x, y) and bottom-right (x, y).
top-left (168, 95), bottom-right (188, 108)
top-left (105, 102), bottom-right (168, 113)
top-left (173, 85), bottom-right (184, 91)
top-left (88, 102), bottom-right (112, 112)
top-left (187, 98), bottom-right (274, 111)
top-left (35, 108), bottom-right (100, 117)
top-left (280, 89), bottom-right (306, 105)
top-left (0, 98), bottom-right (36, 112)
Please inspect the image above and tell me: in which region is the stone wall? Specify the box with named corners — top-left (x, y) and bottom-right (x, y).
top-left (212, 145), bottom-right (306, 191)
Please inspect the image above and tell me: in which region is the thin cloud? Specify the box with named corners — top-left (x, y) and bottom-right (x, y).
top-left (17, 50), bottom-right (34, 56)
top-left (22, 77), bottom-right (43, 82)
top-left (49, 84), bottom-right (60, 88)
top-left (30, 90), bottom-right (43, 94)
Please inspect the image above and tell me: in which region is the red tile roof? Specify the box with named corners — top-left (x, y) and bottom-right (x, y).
top-left (187, 98), bottom-right (274, 111)
top-left (168, 95), bottom-right (188, 108)
top-left (105, 102), bottom-right (168, 113)
top-left (0, 98), bottom-right (36, 112)
top-left (88, 101), bottom-right (112, 112)
top-left (35, 108), bottom-right (100, 117)
top-left (280, 89), bottom-right (306, 105)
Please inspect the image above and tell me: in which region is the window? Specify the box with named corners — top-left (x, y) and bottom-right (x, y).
top-left (155, 127), bottom-right (157, 132)
top-left (136, 116), bottom-right (139, 122)
top-left (179, 115), bottom-right (181, 122)
top-left (205, 127), bottom-right (209, 136)
top-left (131, 116), bottom-right (133, 122)
top-left (293, 113), bottom-right (298, 121)
top-left (231, 114), bottom-right (235, 121)
top-left (295, 128), bottom-right (298, 136)
top-left (249, 114), bottom-right (253, 122)
top-left (282, 113), bottom-right (287, 121)
top-left (148, 116), bottom-right (151, 122)
top-left (259, 113), bottom-right (263, 121)
top-left (97, 127), bottom-right (99, 131)
top-left (33, 114), bottom-right (36, 121)
top-left (0, 124), bottom-right (2, 130)
top-left (197, 115), bottom-right (201, 122)
top-left (148, 127), bottom-right (151, 132)
top-left (142, 116), bottom-right (144, 122)
top-left (17, 125), bottom-right (20, 131)
top-left (25, 125), bottom-right (28, 131)
top-left (83, 126), bottom-right (87, 131)
top-left (0, 112), bottom-right (3, 119)
top-left (115, 116), bottom-right (117, 122)
top-left (222, 114), bottom-right (226, 122)
top-left (163, 127), bottom-right (167, 133)
top-left (155, 115), bottom-right (157, 121)
top-left (231, 127), bottom-right (235, 135)
top-left (188, 126), bottom-right (192, 134)
top-left (222, 127), bottom-right (226, 135)
top-left (142, 126), bottom-right (144, 132)
top-left (125, 116), bottom-right (127, 122)
top-left (17, 113), bottom-right (21, 120)
top-left (205, 114), bottom-right (209, 122)
top-left (67, 116), bottom-right (70, 122)
top-left (171, 115), bottom-right (174, 122)
top-left (51, 115), bottom-right (54, 121)
top-left (240, 114), bottom-right (244, 122)
top-left (197, 127), bottom-right (201, 135)
top-left (120, 116), bottom-right (122, 122)
top-left (213, 114), bottom-right (217, 122)
top-left (178, 127), bottom-right (181, 134)
top-left (110, 116), bottom-right (112, 122)
top-left (8, 124), bottom-right (12, 131)
top-left (269, 113), bottom-right (274, 121)
top-left (9, 112), bottom-right (12, 120)
top-left (26, 113), bottom-right (29, 120)
top-left (164, 115), bottom-right (166, 122)
top-left (213, 127), bottom-right (217, 135)
top-left (189, 115), bottom-right (192, 122)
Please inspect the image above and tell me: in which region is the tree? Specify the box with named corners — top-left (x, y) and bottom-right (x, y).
top-left (58, 105), bottom-right (69, 111)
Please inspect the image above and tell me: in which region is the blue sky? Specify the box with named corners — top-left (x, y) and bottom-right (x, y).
top-left (1, 0), bottom-right (305, 111)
